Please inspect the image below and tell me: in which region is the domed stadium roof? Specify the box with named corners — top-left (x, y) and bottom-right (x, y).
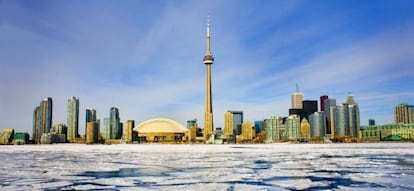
top-left (134, 118), bottom-right (189, 133)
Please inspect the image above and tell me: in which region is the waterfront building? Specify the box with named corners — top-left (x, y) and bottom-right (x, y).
top-left (14, 132), bottom-right (29, 144)
top-left (32, 97), bottom-right (53, 143)
top-left (85, 108), bottom-right (97, 135)
top-left (345, 93), bottom-right (360, 139)
top-left (134, 118), bottom-right (190, 143)
top-left (39, 97), bottom-right (53, 141)
top-left (361, 123), bottom-right (414, 141)
top-left (67, 96), bottom-right (79, 141)
top-left (215, 127), bottom-right (223, 138)
top-left (110, 107), bottom-right (121, 139)
top-left (323, 98), bottom-right (336, 135)
top-left (86, 121), bottom-right (99, 144)
top-left (348, 104), bottom-right (360, 138)
top-left (40, 133), bottom-right (53, 144)
top-left (334, 103), bottom-right (349, 139)
top-left (224, 110), bottom-right (243, 138)
top-left (40, 133), bottom-right (65, 144)
top-left (51, 123), bottom-right (68, 143)
top-left (0, 128), bottom-right (14, 145)
top-left (286, 115), bottom-right (300, 140)
top-left (224, 111), bottom-right (233, 139)
top-left (203, 16), bottom-right (215, 142)
top-left (187, 119), bottom-right (198, 142)
top-left (394, 103), bottom-right (414, 124)
top-left (241, 121), bottom-right (255, 141)
top-left (300, 118), bottom-right (310, 141)
top-left (254, 120), bottom-right (264, 134)
top-left (309, 112), bottom-right (326, 138)
top-left (32, 106), bottom-right (40, 143)
top-left (368, 119), bottom-right (376, 126)
top-left (103, 118), bottom-right (110, 140)
top-left (320, 95), bottom-right (328, 112)
top-left (265, 115), bottom-right (282, 142)
top-left (302, 100), bottom-right (318, 121)
top-left (123, 120), bottom-right (135, 143)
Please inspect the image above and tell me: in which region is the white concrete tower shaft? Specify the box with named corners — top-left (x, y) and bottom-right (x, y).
top-left (203, 16), bottom-right (214, 142)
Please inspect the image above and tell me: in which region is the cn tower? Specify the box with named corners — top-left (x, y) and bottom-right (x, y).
top-left (203, 16), bottom-right (214, 142)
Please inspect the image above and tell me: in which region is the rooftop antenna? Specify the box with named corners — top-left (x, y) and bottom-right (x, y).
top-left (296, 83), bottom-right (300, 92)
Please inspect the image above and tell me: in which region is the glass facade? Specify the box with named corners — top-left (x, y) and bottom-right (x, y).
top-left (266, 115), bottom-right (282, 142)
top-left (334, 103), bottom-right (349, 137)
top-left (103, 118), bottom-right (110, 140)
top-left (323, 98), bottom-right (336, 135)
top-left (348, 105), bottom-right (360, 138)
top-left (36, 97), bottom-right (53, 143)
top-left (286, 115), bottom-right (300, 140)
top-left (67, 97), bottom-right (79, 141)
top-left (309, 112), bottom-right (326, 137)
top-left (110, 107), bottom-right (121, 139)
top-left (85, 108), bottom-right (97, 136)
top-left (254, 120), bottom-right (264, 133)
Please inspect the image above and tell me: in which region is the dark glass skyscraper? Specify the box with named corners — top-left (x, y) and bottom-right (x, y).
top-left (320, 95), bottom-right (328, 112)
top-left (110, 107), bottom-right (121, 139)
top-left (231, 111), bottom-right (243, 135)
top-left (289, 108), bottom-right (303, 120)
top-left (254, 120), bottom-right (264, 133)
top-left (323, 98), bottom-right (336, 135)
top-left (302, 100), bottom-right (318, 121)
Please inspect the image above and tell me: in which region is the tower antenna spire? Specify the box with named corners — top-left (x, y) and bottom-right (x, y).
top-left (207, 15), bottom-right (210, 37)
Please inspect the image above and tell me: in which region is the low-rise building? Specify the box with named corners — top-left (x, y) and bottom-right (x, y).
top-left (361, 123), bottom-right (414, 141)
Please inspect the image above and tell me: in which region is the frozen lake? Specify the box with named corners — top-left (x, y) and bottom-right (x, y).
top-left (0, 143), bottom-right (413, 190)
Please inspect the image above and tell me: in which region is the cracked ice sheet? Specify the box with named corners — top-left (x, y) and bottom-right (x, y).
top-left (0, 143), bottom-right (413, 190)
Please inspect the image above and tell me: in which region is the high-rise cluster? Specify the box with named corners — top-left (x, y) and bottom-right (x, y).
top-left (261, 91), bottom-right (361, 143)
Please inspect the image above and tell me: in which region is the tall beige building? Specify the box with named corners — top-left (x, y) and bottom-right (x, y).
top-left (224, 111), bottom-right (233, 138)
top-left (291, 92), bottom-right (304, 109)
top-left (86, 121), bottom-right (99, 144)
top-left (241, 121), bottom-right (255, 141)
top-left (203, 16), bottom-right (215, 142)
top-left (300, 118), bottom-right (310, 141)
top-left (394, 104), bottom-right (414, 124)
top-left (123, 120), bottom-right (135, 143)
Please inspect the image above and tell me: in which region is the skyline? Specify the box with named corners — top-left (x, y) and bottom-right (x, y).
top-left (1, 1), bottom-right (414, 133)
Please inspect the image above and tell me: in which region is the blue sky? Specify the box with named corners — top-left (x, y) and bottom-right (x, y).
top-left (1, 0), bottom-right (414, 133)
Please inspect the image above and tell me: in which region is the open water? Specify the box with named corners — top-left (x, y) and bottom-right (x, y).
top-left (0, 143), bottom-right (413, 190)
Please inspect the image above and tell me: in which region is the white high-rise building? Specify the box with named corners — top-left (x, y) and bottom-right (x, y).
top-left (291, 92), bottom-right (304, 109)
